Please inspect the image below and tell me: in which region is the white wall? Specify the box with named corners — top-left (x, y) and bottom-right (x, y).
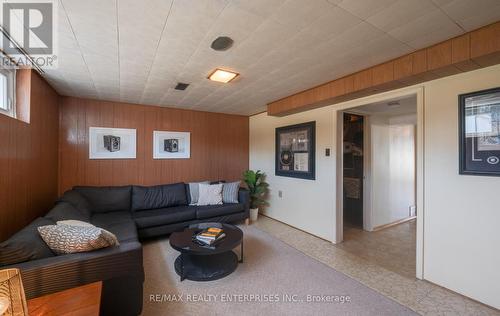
top-left (423, 65), bottom-right (500, 309)
top-left (249, 64), bottom-right (500, 309)
top-left (370, 115), bottom-right (415, 228)
top-left (250, 107), bottom-right (336, 241)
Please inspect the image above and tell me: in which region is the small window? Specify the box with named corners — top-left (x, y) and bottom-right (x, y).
top-left (0, 68), bottom-right (16, 118)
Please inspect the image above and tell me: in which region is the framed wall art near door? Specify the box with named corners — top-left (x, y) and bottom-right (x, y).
top-left (459, 87), bottom-right (500, 176)
top-left (275, 121), bottom-right (315, 180)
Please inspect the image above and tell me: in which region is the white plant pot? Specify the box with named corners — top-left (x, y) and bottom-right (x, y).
top-left (250, 208), bottom-right (259, 222)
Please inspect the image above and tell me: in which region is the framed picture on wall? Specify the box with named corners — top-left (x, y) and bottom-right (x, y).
top-left (459, 87), bottom-right (500, 176)
top-left (89, 127), bottom-right (136, 159)
top-left (153, 131), bottom-right (191, 159)
top-left (275, 121), bottom-right (315, 180)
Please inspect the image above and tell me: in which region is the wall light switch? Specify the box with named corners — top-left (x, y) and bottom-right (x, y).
top-left (409, 205), bottom-right (416, 217)
top-left (278, 190), bottom-right (283, 198)
top-left (325, 148), bottom-right (331, 156)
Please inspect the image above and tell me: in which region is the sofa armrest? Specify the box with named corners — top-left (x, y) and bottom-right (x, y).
top-left (238, 188), bottom-right (250, 216)
top-left (4, 241), bottom-right (144, 299)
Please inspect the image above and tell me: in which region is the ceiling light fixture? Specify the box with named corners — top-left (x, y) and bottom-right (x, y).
top-left (208, 68), bottom-right (239, 83)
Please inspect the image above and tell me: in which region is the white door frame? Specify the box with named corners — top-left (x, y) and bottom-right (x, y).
top-left (334, 86), bottom-right (425, 279)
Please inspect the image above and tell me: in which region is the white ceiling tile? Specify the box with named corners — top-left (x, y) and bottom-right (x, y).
top-left (436, 0), bottom-right (500, 31)
top-left (301, 6), bottom-right (362, 39)
top-left (232, 0), bottom-right (286, 18)
top-left (388, 9), bottom-right (463, 47)
top-left (43, 0), bottom-right (500, 115)
top-left (366, 0), bottom-right (437, 32)
top-left (338, 0), bottom-right (399, 19)
top-left (271, 0), bottom-right (333, 29)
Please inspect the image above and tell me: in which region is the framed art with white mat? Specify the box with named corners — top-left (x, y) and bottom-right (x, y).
top-left (89, 127), bottom-right (136, 159)
top-left (153, 131), bottom-right (191, 159)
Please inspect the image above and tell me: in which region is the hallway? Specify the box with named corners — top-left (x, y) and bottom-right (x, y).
top-left (339, 220), bottom-right (416, 278)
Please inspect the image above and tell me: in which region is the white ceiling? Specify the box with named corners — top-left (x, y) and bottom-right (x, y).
top-left (40, 0), bottom-right (500, 115)
top-left (355, 94), bottom-right (417, 117)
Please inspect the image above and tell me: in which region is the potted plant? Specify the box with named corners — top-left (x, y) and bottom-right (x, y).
top-left (242, 170), bottom-right (269, 222)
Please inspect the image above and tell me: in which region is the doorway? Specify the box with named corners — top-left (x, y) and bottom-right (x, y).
top-left (336, 89), bottom-right (424, 279)
top-left (342, 113), bottom-right (364, 229)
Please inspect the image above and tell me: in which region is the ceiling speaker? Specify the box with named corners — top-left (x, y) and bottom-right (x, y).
top-left (211, 36), bottom-right (234, 51)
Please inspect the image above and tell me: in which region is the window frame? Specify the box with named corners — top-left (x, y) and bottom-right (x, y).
top-left (0, 68), bottom-right (16, 118)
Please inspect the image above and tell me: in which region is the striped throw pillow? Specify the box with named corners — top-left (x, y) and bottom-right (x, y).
top-left (222, 182), bottom-right (240, 203)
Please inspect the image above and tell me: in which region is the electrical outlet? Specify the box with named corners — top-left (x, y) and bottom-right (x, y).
top-left (278, 190), bottom-right (283, 198)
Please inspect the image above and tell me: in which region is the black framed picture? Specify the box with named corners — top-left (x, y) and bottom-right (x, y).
top-left (459, 87), bottom-right (500, 176)
top-left (275, 121), bottom-right (315, 180)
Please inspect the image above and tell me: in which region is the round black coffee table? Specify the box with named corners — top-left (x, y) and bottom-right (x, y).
top-left (169, 223), bottom-right (243, 282)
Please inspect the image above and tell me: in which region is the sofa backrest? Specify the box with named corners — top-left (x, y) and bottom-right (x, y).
top-left (131, 183), bottom-right (188, 212)
top-left (73, 186), bottom-right (132, 213)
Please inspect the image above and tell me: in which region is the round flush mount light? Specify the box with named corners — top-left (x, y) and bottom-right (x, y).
top-left (211, 36), bottom-right (234, 51)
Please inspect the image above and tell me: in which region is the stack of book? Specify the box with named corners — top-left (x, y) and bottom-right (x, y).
top-left (194, 227), bottom-right (226, 246)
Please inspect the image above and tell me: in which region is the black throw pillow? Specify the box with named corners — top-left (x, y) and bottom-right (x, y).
top-left (0, 217), bottom-right (55, 267)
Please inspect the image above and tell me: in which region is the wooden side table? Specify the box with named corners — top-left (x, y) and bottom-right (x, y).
top-left (27, 282), bottom-right (102, 316)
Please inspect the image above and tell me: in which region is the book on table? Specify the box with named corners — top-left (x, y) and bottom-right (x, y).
top-left (194, 227), bottom-right (226, 246)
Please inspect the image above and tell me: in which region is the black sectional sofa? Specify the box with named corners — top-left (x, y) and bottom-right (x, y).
top-left (1, 182), bottom-right (249, 316)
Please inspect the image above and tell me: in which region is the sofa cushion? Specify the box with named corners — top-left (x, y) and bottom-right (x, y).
top-left (98, 221), bottom-right (138, 243)
top-left (74, 186), bottom-right (132, 213)
top-left (91, 212), bottom-right (133, 227)
top-left (45, 201), bottom-right (91, 222)
top-left (38, 224), bottom-right (119, 255)
top-left (195, 204), bottom-right (245, 219)
top-left (90, 212), bottom-right (137, 243)
top-left (131, 183), bottom-right (187, 212)
top-left (0, 217), bottom-right (55, 266)
top-left (58, 190), bottom-right (92, 217)
top-left (133, 206), bottom-right (196, 229)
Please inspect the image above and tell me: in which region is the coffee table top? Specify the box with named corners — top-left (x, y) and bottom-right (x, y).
top-left (169, 222), bottom-right (243, 255)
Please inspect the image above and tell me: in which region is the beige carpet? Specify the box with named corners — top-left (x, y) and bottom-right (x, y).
top-left (141, 225), bottom-right (417, 316)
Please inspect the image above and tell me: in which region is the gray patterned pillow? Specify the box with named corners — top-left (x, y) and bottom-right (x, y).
top-left (38, 224), bottom-right (119, 254)
top-left (197, 183), bottom-right (223, 206)
top-left (222, 182), bottom-right (240, 203)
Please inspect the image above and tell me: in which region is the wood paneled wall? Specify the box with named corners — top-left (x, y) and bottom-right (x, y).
top-left (58, 97), bottom-right (249, 194)
top-left (0, 70), bottom-right (59, 241)
top-left (268, 21), bottom-right (500, 116)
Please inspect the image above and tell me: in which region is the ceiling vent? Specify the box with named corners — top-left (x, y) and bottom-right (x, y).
top-left (211, 36), bottom-right (234, 51)
top-left (174, 83), bottom-right (189, 90)
top-left (387, 101), bottom-right (400, 107)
